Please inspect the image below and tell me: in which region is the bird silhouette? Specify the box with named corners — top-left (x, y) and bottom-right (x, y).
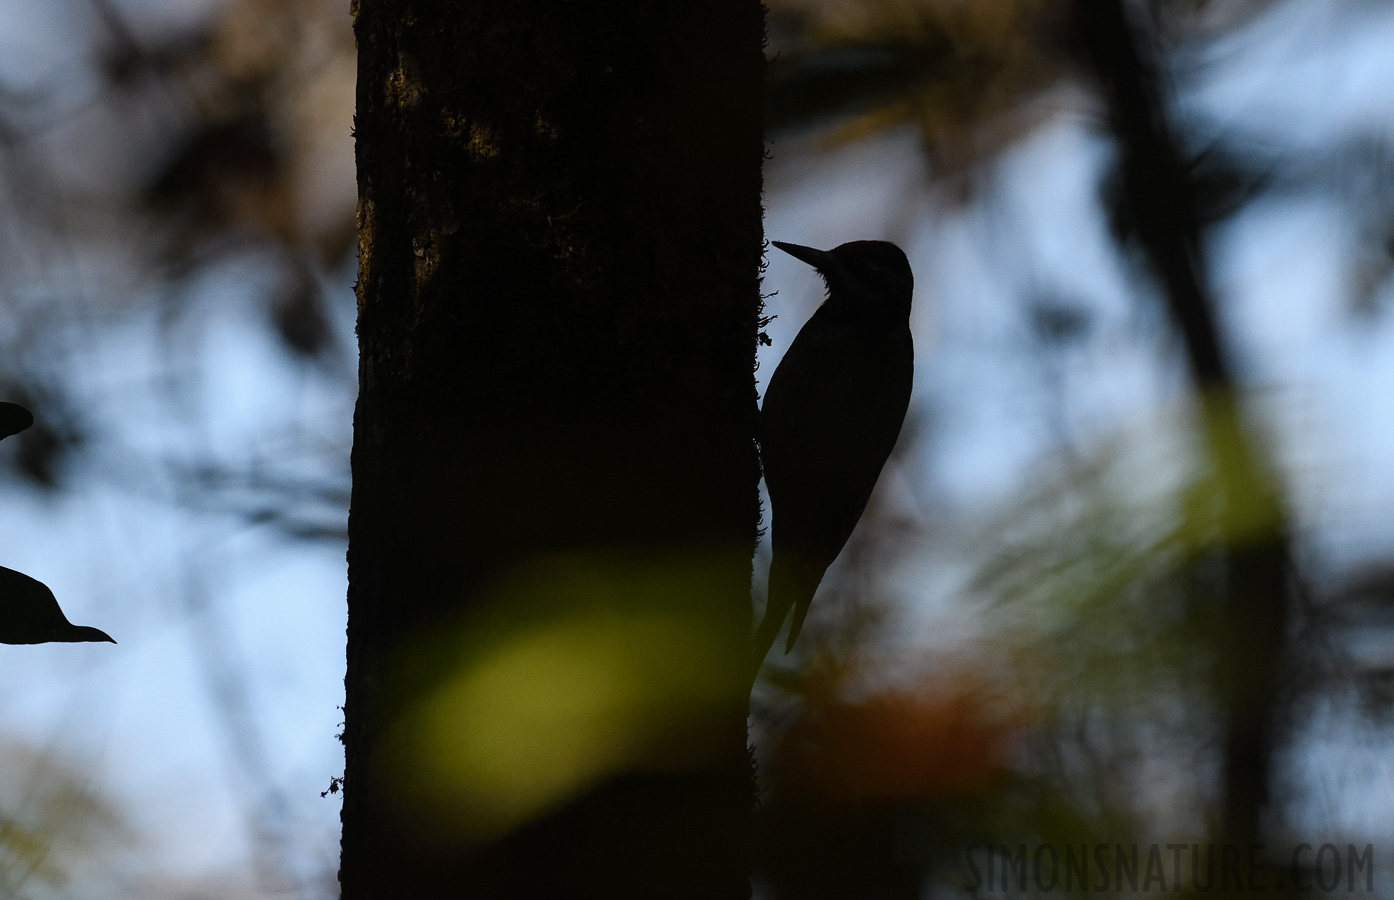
top-left (753, 240), bottom-right (913, 672)
top-left (0, 565), bottom-right (115, 644)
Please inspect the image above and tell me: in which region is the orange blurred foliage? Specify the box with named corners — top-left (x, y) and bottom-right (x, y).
top-left (770, 672), bottom-right (1019, 803)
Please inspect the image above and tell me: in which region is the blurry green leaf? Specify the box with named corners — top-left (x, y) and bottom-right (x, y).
top-left (0, 745), bottom-right (128, 897)
top-left (384, 550), bottom-right (749, 840)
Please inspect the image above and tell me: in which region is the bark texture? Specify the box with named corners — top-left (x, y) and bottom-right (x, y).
top-left (343, 2), bottom-right (765, 897)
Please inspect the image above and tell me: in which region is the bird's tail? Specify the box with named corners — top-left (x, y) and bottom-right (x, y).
top-left (751, 550), bottom-right (825, 676)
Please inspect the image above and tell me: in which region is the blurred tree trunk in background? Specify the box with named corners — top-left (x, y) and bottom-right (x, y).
top-left (341, 2), bottom-right (765, 898)
top-left (1075, 0), bottom-right (1291, 849)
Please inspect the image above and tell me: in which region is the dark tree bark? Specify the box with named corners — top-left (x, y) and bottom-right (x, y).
top-left (1075, 0), bottom-right (1291, 849)
top-left (341, 2), bottom-right (766, 898)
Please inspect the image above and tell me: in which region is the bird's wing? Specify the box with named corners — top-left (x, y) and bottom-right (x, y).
top-left (756, 314), bottom-right (912, 658)
top-left (761, 317), bottom-right (912, 565)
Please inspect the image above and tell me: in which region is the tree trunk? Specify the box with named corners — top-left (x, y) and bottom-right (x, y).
top-left (341, 2), bottom-right (766, 897)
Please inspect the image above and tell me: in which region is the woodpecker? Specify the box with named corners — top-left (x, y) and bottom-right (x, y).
top-left (753, 240), bottom-right (914, 671)
top-left (0, 565), bottom-right (115, 645)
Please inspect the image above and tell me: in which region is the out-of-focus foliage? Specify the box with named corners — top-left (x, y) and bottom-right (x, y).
top-left (0, 0), bottom-right (357, 491)
top-left (109, 0), bottom-right (356, 360)
top-left (768, 0), bottom-right (1072, 178)
top-left (385, 551), bottom-right (750, 840)
top-left (0, 0), bottom-right (357, 893)
top-left (0, 744), bottom-right (128, 899)
top-left (105, 0), bottom-right (356, 260)
top-left (765, 0), bottom-right (1283, 184)
top-left (754, 1), bottom-right (1394, 896)
top-left (755, 405), bottom-right (1314, 893)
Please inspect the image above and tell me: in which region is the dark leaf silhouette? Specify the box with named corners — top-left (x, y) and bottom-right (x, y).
top-left (0, 565), bottom-right (115, 645)
top-left (0, 403), bottom-right (33, 442)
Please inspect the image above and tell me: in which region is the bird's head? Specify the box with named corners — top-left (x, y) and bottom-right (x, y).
top-left (772, 239), bottom-right (913, 321)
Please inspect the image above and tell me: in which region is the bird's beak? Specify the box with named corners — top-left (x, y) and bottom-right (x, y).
top-left (771, 241), bottom-right (834, 271)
